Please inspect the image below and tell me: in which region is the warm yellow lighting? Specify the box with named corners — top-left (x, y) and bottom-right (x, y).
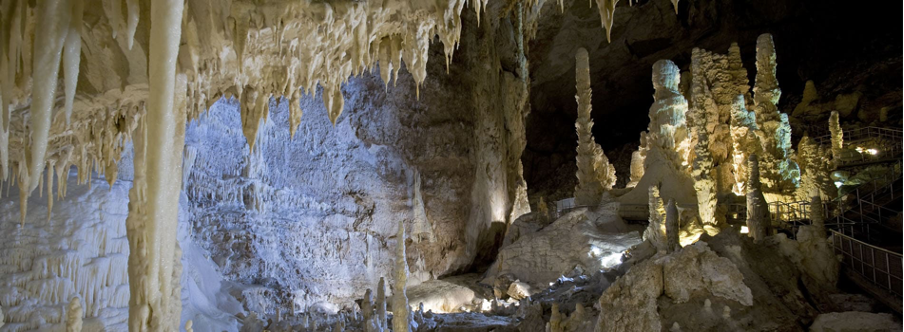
top-left (740, 226), bottom-right (749, 234)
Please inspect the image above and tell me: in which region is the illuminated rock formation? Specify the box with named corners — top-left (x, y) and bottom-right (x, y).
top-left (751, 34), bottom-right (799, 196)
top-left (620, 60), bottom-right (695, 206)
top-left (796, 135), bottom-right (836, 200)
top-left (691, 105), bottom-right (720, 231)
top-left (746, 155), bottom-right (770, 242)
top-left (829, 111), bottom-right (844, 167)
top-left (645, 185), bottom-right (668, 252)
top-left (573, 48), bottom-right (617, 206)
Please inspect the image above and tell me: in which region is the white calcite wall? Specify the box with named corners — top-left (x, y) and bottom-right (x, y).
top-left (0, 173), bottom-right (131, 332)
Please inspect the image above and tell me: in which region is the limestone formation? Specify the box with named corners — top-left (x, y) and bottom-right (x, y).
top-left (574, 48), bottom-right (617, 206)
top-left (644, 185), bottom-right (668, 252)
top-left (729, 95), bottom-right (761, 195)
top-left (829, 111), bottom-right (844, 167)
top-left (185, 320), bottom-right (194, 332)
top-left (67, 297), bottom-right (83, 332)
top-left (796, 135), bottom-right (836, 200)
top-left (746, 155), bottom-right (770, 242)
top-left (751, 34), bottom-right (799, 195)
top-left (795, 195), bottom-right (839, 290)
top-left (665, 199), bottom-right (680, 253)
top-left (393, 220), bottom-right (411, 332)
top-left (691, 105), bottom-right (720, 230)
top-left (377, 278), bottom-right (388, 330)
top-left (619, 60), bottom-right (696, 207)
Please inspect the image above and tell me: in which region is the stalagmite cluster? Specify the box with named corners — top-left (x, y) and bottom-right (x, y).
top-left (573, 48), bottom-right (616, 206)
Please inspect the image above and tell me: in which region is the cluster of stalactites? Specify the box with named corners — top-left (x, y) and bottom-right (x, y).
top-left (573, 48), bottom-right (617, 206)
top-left (220, 0), bottom-right (491, 152)
top-left (550, 0), bottom-right (680, 43)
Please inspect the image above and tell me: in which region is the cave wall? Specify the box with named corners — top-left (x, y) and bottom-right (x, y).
top-left (179, 8), bottom-right (529, 313)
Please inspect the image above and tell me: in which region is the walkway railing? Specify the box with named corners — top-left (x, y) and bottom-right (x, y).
top-left (831, 230), bottom-right (903, 299)
top-left (813, 127), bottom-right (903, 168)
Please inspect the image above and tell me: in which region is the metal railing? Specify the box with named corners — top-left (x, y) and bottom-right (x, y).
top-left (813, 127), bottom-right (904, 168)
top-left (814, 126), bottom-right (904, 146)
top-left (831, 230), bottom-right (903, 299)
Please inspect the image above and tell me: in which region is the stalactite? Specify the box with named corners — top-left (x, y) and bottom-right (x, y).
top-left (125, 0), bottom-right (187, 329)
top-left (595, 0), bottom-right (619, 43)
top-left (23, 0), bottom-right (71, 225)
top-left (62, 0), bottom-right (84, 126)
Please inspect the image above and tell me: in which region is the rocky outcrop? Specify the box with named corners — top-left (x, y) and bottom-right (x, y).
top-left (483, 204), bottom-right (641, 290)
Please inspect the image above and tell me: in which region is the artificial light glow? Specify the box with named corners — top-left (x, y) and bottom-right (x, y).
top-left (834, 181), bottom-right (844, 188)
top-left (740, 226), bottom-right (749, 234)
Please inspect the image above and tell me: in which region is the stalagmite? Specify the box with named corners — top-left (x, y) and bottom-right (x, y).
top-left (751, 33), bottom-right (799, 195)
top-left (393, 219), bottom-right (411, 332)
top-left (67, 297), bottom-right (83, 332)
top-left (729, 95), bottom-right (759, 195)
top-left (828, 111), bottom-right (843, 167)
top-left (185, 320), bottom-right (194, 332)
top-left (691, 109), bottom-right (719, 231)
top-left (573, 48), bottom-right (616, 206)
top-left (24, 0), bottom-right (71, 224)
top-left (665, 198), bottom-right (679, 253)
top-left (377, 277), bottom-right (388, 329)
top-left (746, 155), bottom-right (769, 242)
top-left (125, 0), bottom-right (187, 329)
top-left (644, 185), bottom-right (668, 252)
top-left (62, 0), bottom-right (84, 126)
top-left (797, 135), bottom-right (835, 200)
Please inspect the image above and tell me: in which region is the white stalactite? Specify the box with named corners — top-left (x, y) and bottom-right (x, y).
top-left (125, 0), bottom-right (187, 330)
top-left (62, 0), bottom-right (84, 126)
top-left (23, 0), bottom-right (71, 225)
